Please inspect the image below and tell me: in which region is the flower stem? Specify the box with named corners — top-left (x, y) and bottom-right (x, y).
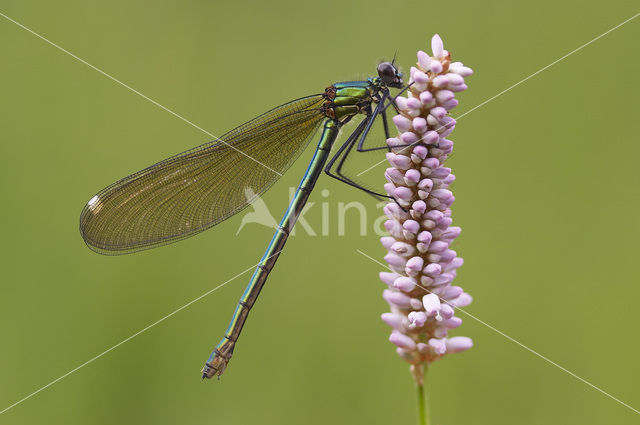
top-left (416, 366), bottom-right (430, 425)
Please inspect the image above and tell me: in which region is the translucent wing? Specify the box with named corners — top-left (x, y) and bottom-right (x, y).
top-left (80, 95), bottom-right (326, 254)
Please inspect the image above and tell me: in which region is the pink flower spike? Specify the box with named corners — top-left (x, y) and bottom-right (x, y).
top-left (380, 236), bottom-right (395, 249)
top-left (439, 303), bottom-right (455, 319)
top-left (417, 50), bottom-right (432, 70)
top-left (440, 249), bottom-right (456, 263)
top-left (443, 285), bottom-right (463, 299)
top-left (405, 256), bottom-right (424, 275)
top-left (431, 34), bottom-right (444, 58)
top-left (387, 153), bottom-right (411, 169)
top-left (441, 99), bottom-right (459, 111)
top-left (394, 276), bottom-right (418, 292)
top-left (430, 107), bottom-right (447, 120)
top-left (433, 328), bottom-right (449, 339)
top-left (436, 90), bottom-right (455, 103)
top-left (384, 252), bottom-right (407, 269)
top-left (445, 336), bottom-right (473, 353)
top-left (387, 137), bottom-right (403, 148)
top-left (417, 230), bottom-right (432, 244)
top-left (404, 169), bottom-right (421, 185)
top-left (420, 275), bottom-right (434, 287)
top-left (393, 186), bottom-right (413, 202)
top-left (439, 125), bottom-right (455, 138)
top-left (431, 188), bottom-right (453, 201)
top-left (410, 298), bottom-right (423, 310)
top-left (400, 131), bottom-right (419, 144)
top-left (432, 75), bottom-right (449, 88)
top-left (402, 219), bottom-right (421, 234)
top-left (390, 331), bottom-right (417, 350)
top-left (450, 83), bottom-right (468, 92)
top-left (407, 97), bottom-right (422, 109)
top-left (419, 92), bottom-right (433, 106)
top-left (384, 220), bottom-right (403, 239)
top-left (393, 115), bottom-right (413, 132)
top-left (422, 293), bottom-right (441, 317)
top-left (442, 317), bottom-right (462, 329)
top-left (408, 311), bottom-right (427, 328)
top-left (417, 343), bottom-right (430, 354)
top-left (412, 145), bottom-right (428, 159)
top-left (433, 273), bottom-right (453, 286)
top-left (417, 178), bottom-right (433, 191)
top-left (383, 290), bottom-right (412, 308)
top-left (442, 226), bottom-right (462, 242)
top-left (382, 202), bottom-right (397, 218)
top-left (423, 263), bottom-right (442, 276)
top-left (450, 65), bottom-right (473, 77)
top-left (412, 200), bottom-right (427, 214)
top-left (412, 70), bottom-right (429, 85)
top-left (379, 36), bottom-right (473, 370)
top-left (445, 257), bottom-right (464, 271)
top-left (395, 96), bottom-right (408, 110)
top-left (437, 216), bottom-right (452, 229)
top-left (428, 240), bottom-right (448, 253)
top-left (430, 167), bottom-right (451, 179)
top-left (428, 338), bottom-right (447, 355)
top-left (429, 61), bottom-right (443, 74)
top-left (383, 183), bottom-right (396, 197)
top-left (447, 73), bottom-right (464, 86)
top-left (441, 137), bottom-right (456, 148)
top-left (423, 157), bottom-right (440, 170)
top-left (385, 168), bottom-right (406, 185)
top-left (379, 271), bottom-right (399, 286)
top-left (412, 117), bottom-right (428, 133)
top-left (381, 312), bottom-right (405, 330)
top-left (451, 292), bottom-right (473, 307)
top-left (423, 131), bottom-right (440, 145)
top-left (390, 241), bottom-right (415, 255)
top-left (424, 210), bottom-right (443, 222)
top-left (384, 202), bottom-right (406, 219)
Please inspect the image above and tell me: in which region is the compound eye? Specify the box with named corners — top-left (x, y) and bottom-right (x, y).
top-left (377, 62), bottom-right (397, 82)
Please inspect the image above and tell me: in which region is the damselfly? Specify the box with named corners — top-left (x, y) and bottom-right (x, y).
top-left (80, 61), bottom-right (405, 378)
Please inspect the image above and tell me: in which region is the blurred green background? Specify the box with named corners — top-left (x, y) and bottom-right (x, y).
top-left (1, 1), bottom-right (639, 424)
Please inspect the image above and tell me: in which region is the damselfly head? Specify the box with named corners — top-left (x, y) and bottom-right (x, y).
top-left (377, 61), bottom-right (403, 89)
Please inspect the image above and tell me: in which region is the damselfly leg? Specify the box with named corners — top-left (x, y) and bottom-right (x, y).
top-left (324, 114), bottom-right (388, 198)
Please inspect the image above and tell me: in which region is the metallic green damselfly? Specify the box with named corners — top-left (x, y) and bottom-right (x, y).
top-left (80, 62), bottom-right (404, 378)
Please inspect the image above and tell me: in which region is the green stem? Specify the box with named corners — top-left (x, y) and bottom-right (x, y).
top-left (416, 366), bottom-right (430, 425)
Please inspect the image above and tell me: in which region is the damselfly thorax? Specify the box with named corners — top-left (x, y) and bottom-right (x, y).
top-left (322, 79), bottom-right (388, 122)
